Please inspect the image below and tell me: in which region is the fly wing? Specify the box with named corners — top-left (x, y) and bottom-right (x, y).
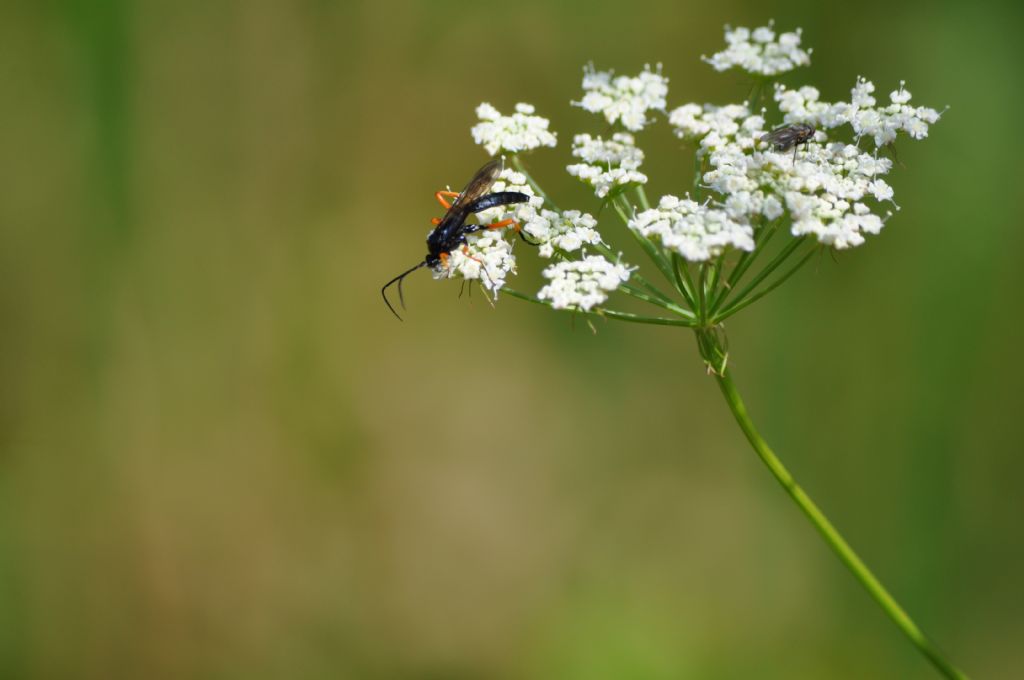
top-left (761, 126), bottom-right (802, 151)
top-left (761, 124), bottom-right (814, 152)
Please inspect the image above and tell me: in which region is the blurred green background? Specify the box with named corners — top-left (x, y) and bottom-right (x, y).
top-left (1, 0), bottom-right (1022, 678)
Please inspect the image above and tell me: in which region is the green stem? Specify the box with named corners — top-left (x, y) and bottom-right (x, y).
top-left (676, 255), bottom-right (698, 306)
top-left (636, 184), bottom-right (652, 211)
top-left (619, 284), bottom-right (695, 321)
top-left (714, 246), bottom-right (817, 321)
top-left (670, 254), bottom-right (697, 309)
top-left (748, 77), bottom-right (766, 112)
top-left (715, 236), bottom-right (805, 314)
top-left (591, 242), bottom-right (677, 308)
top-left (711, 221), bottom-right (777, 311)
top-left (707, 254), bottom-right (724, 309)
top-left (503, 288), bottom-right (691, 327)
top-left (612, 197), bottom-right (680, 295)
top-left (712, 366), bottom-right (968, 680)
top-left (696, 263), bottom-right (708, 323)
top-left (693, 152), bottom-right (704, 201)
top-left (509, 156), bottom-right (559, 211)
top-left (630, 274), bottom-right (679, 307)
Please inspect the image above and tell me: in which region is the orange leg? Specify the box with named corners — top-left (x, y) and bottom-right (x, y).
top-left (486, 218), bottom-right (521, 233)
top-left (431, 217), bottom-right (441, 225)
top-left (460, 246), bottom-right (495, 292)
top-left (460, 245), bottom-right (487, 267)
top-left (434, 190), bottom-right (460, 210)
top-left (439, 252), bottom-right (450, 270)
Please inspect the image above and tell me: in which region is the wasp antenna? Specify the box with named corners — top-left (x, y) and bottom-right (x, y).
top-left (382, 261), bottom-right (427, 321)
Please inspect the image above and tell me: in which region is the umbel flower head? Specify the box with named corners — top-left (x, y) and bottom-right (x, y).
top-left (394, 28), bottom-right (966, 680)
top-left (703, 22), bottom-right (812, 76)
top-left (409, 22), bottom-right (941, 321)
top-left (537, 255), bottom-right (633, 310)
top-left (774, 78), bottom-right (944, 147)
top-left (631, 195), bottom-right (755, 262)
top-left (471, 102), bottom-right (557, 155)
top-left (575, 64), bottom-right (668, 131)
top-left (567, 133), bottom-right (648, 198)
top-left (521, 209), bottom-right (604, 258)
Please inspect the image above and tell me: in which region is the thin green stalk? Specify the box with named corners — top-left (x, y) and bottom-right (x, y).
top-left (619, 284), bottom-right (695, 320)
top-left (707, 254), bottom-right (724, 308)
top-left (715, 236), bottom-right (805, 314)
top-left (612, 197), bottom-right (680, 295)
top-left (509, 156), bottom-right (560, 211)
top-left (611, 195), bottom-right (632, 225)
top-left (714, 246), bottom-right (817, 321)
top-left (693, 153), bottom-right (704, 200)
top-left (669, 264), bottom-right (692, 308)
top-left (591, 242), bottom-right (678, 308)
top-left (748, 77), bottom-right (768, 112)
top-left (673, 254), bottom-right (697, 309)
top-left (503, 288), bottom-right (691, 327)
top-left (696, 263), bottom-right (708, 323)
top-left (712, 366), bottom-right (968, 680)
top-left (636, 185), bottom-right (653, 211)
top-left (711, 221), bottom-right (778, 310)
top-left (631, 273), bottom-right (680, 307)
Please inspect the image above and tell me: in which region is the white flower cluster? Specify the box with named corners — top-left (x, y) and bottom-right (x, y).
top-left (664, 38), bottom-right (941, 251)
top-left (423, 23), bottom-right (943, 315)
top-left (704, 140), bottom-right (897, 248)
top-left (779, 144), bottom-right (895, 248)
top-left (537, 255), bottom-right (632, 311)
top-left (521, 209), bottom-right (603, 258)
top-left (575, 64), bottom-right (668, 131)
top-left (775, 78), bottom-right (944, 147)
top-left (471, 103), bottom-right (557, 155)
top-left (431, 230), bottom-right (516, 292)
top-left (702, 23), bottom-right (811, 76)
top-left (668, 103), bottom-right (767, 152)
top-left (566, 133), bottom-right (648, 198)
top-left (630, 195), bottom-right (755, 262)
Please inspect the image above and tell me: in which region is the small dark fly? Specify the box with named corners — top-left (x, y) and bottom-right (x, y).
top-left (381, 158), bottom-right (531, 320)
top-left (761, 123), bottom-right (816, 163)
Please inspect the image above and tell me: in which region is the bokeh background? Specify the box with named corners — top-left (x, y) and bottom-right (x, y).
top-left (2, 0), bottom-right (1022, 678)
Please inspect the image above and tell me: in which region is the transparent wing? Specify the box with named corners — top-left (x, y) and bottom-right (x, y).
top-left (453, 158), bottom-right (503, 208)
top-left (761, 125), bottom-right (813, 151)
top-left (428, 158), bottom-right (505, 251)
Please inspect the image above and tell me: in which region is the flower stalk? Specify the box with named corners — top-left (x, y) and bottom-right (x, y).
top-left (412, 20), bottom-right (961, 678)
top-left (707, 342), bottom-right (967, 680)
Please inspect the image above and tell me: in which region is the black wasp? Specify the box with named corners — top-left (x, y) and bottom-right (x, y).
top-left (761, 122), bottom-right (816, 162)
top-left (381, 158), bottom-right (530, 320)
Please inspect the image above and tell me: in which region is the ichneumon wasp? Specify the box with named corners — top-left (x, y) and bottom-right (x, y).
top-left (382, 158), bottom-right (531, 320)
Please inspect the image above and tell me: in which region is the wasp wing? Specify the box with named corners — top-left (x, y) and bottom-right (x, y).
top-left (450, 158), bottom-right (504, 210)
top-left (428, 158), bottom-right (505, 254)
